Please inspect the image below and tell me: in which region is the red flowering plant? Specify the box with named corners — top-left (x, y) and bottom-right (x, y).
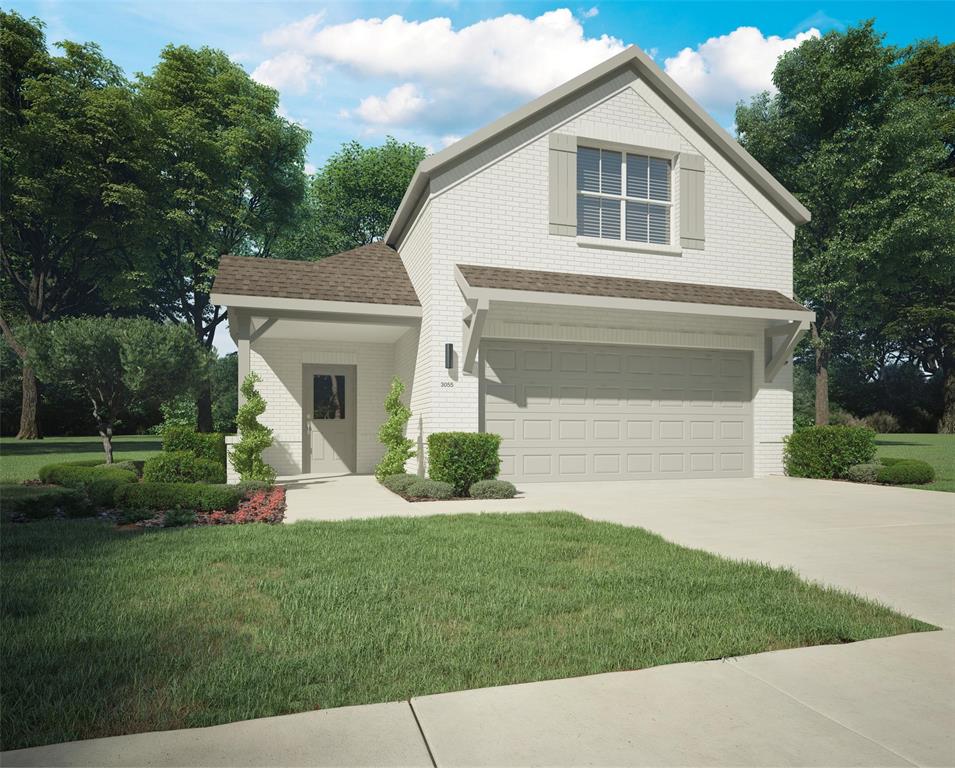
top-left (196, 486), bottom-right (286, 526)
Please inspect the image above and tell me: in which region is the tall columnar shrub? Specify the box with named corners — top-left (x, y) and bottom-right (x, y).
top-left (783, 425), bottom-right (876, 479)
top-left (427, 432), bottom-right (502, 496)
top-left (230, 373), bottom-right (276, 484)
top-left (375, 377), bottom-right (415, 479)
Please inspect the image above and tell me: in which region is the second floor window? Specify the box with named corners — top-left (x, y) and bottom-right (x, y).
top-left (577, 147), bottom-right (671, 245)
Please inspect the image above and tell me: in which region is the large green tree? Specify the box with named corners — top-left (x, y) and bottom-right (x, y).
top-left (26, 317), bottom-right (205, 462)
top-left (273, 137), bottom-right (425, 260)
top-left (137, 45), bottom-right (309, 431)
top-left (737, 22), bottom-right (955, 427)
top-left (0, 12), bottom-right (150, 438)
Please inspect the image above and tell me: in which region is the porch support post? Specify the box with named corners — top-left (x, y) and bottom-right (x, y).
top-left (764, 320), bottom-right (808, 382)
top-left (235, 312), bottom-right (251, 406)
top-left (462, 297), bottom-right (489, 375)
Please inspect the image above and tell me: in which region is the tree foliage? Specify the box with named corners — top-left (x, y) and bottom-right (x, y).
top-left (375, 377), bottom-right (415, 479)
top-left (26, 317), bottom-right (205, 462)
top-left (737, 22), bottom-right (955, 429)
top-left (273, 137), bottom-right (425, 259)
top-left (0, 11), bottom-right (152, 437)
top-left (136, 45), bottom-right (309, 430)
top-left (230, 373), bottom-right (276, 484)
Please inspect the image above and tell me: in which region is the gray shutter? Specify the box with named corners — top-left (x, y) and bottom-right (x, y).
top-left (549, 133), bottom-right (576, 236)
top-left (680, 153), bottom-right (705, 250)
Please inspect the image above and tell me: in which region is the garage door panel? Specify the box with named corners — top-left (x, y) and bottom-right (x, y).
top-left (484, 341), bottom-right (752, 482)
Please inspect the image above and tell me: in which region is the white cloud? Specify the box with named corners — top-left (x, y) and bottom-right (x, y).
top-left (440, 134), bottom-right (462, 148)
top-left (304, 162), bottom-right (317, 175)
top-left (276, 102), bottom-right (307, 127)
top-left (262, 9), bottom-right (626, 98)
top-left (580, 7), bottom-right (599, 19)
top-left (251, 51), bottom-right (320, 94)
top-left (664, 26), bottom-right (819, 113)
top-left (352, 83), bottom-right (428, 126)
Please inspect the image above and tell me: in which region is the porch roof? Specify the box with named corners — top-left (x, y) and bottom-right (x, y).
top-left (455, 264), bottom-right (810, 317)
top-left (211, 244), bottom-right (420, 308)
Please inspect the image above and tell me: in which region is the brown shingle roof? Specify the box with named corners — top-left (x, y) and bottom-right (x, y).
top-left (457, 264), bottom-right (809, 313)
top-left (212, 244), bottom-right (419, 306)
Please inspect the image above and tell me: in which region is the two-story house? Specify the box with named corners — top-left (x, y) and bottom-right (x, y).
top-left (211, 45), bottom-right (813, 483)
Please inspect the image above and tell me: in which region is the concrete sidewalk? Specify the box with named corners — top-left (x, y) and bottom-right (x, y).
top-left (4, 477), bottom-right (953, 766)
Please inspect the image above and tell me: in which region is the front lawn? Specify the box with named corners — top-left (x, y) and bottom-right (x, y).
top-left (876, 433), bottom-right (955, 492)
top-left (1, 513), bottom-right (932, 751)
top-left (0, 435), bottom-right (162, 484)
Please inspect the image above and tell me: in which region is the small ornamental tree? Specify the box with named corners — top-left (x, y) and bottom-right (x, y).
top-left (230, 372), bottom-right (276, 484)
top-left (375, 377), bottom-right (415, 479)
top-left (26, 317), bottom-right (203, 463)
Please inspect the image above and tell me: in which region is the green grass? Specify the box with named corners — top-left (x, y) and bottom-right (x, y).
top-left (0, 513), bottom-right (932, 751)
top-left (0, 435), bottom-right (162, 483)
top-left (875, 433), bottom-right (955, 492)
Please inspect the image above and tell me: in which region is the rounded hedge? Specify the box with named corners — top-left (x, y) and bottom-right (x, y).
top-left (114, 482), bottom-right (242, 512)
top-left (37, 463), bottom-right (138, 508)
top-left (427, 432), bottom-right (502, 496)
top-left (162, 426), bottom-right (227, 467)
top-left (846, 462), bottom-right (881, 484)
top-left (143, 451), bottom-right (226, 484)
top-left (405, 478), bottom-right (454, 500)
top-left (783, 426), bottom-right (876, 479)
top-left (1, 484), bottom-right (89, 520)
top-left (381, 473), bottom-right (419, 495)
top-left (876, 459), bottom-right (935, 485)
top-left (469, 479), bottom-right (518, 499)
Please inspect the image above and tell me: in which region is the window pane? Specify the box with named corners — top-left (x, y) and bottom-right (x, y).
top-left (600, 150), bottom-right (621, 195)
top-left (601, 198), bottom-right (620, 239)
top-left (627, 154), bottom-right (648, 198)
top-left (649, 157), bottom-right (670, 201)
top-left (577, 147), bottom-right (600, 192)
top-left (313, 374), bottom-right (346, 419)
top-left (648, 203), bottom-right (669, 244)
top-left (625, 201), bottom-right (649, 243)
top-left (577, 195), bottom-right (601, 237)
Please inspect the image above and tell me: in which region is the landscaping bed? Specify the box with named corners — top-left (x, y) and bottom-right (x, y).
top-left (0, 427), bottom-right (285, 527)
top-left (0, 511), bottom-right (933, 751)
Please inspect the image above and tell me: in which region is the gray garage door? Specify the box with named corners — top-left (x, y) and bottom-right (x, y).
top-left (482, 340), bottom-right (752, 482)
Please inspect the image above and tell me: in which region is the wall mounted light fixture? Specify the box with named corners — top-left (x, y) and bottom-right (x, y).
top-left (444, 343), bottom-right (454, 370)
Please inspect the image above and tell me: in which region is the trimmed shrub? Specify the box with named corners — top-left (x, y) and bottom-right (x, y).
top-left (98, 460), bottom-right (140, 476)
top-left (375, 377), bottom-right (415, 479)
top-left (861, 411), bottom-right (901, 434)
top-left (230, 373), bottom-right (276, 484)
top-left (846, 462), bottom-right (881, 484)
top-left (380, 473), bottom-right (419, 495)
top-left (143, 451), bottom-right (226, 484)
top-left (405, 478), bottom-right (454, 500)
top-left (38, 463), bottom-right (138, 508)
top-left (469, 479), bottom-right (518, 499)
top-left (880, 457), bottom-right (905, 467)
top-left (197, 486), bottom-right (286, 525)
top-left (877, 459), bottom-right (935, 485)
top-left (162, 426), bottom-right (227, 467)
top-left (163, 508), bottom-right (197, 527)
top-left (114, 482), bottom-right (243, 512)
top-left (236, 479), bottom-right (272, 496)
top-left (427, 432), bottom-right (502, 496)
top-left (783, 426), bottom-right (876, 479)
top-left (1, 484), bottom-right (89, 520)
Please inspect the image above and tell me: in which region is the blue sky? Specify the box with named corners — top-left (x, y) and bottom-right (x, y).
top-left (10, 0), bottom-right (952, 352)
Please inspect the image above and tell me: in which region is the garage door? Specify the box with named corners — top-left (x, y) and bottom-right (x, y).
top-left (482, 340), bottom-right (752, 482)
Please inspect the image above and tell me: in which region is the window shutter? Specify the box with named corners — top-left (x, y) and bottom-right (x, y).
top-left (680, 153), bottom-right (705, 250)
top-left (549, 133), bottom-right (576, 236)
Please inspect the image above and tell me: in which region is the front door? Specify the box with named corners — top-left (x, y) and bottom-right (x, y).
top-left (303, 365), bottom-right (357, 474)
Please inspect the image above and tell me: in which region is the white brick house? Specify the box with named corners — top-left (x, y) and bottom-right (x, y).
top-left (212, 46), bottom-right (813, 482)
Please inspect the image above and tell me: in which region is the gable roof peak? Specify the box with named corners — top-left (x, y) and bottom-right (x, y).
top-left (386, 44), bottom-right (808, 246)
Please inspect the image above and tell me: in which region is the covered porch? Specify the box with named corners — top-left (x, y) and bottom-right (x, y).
top-left (210, 246), bottom-right (421, 479)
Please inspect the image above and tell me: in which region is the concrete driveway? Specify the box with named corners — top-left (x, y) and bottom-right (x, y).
top-left (5, 476), bottom-right (953, 766)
